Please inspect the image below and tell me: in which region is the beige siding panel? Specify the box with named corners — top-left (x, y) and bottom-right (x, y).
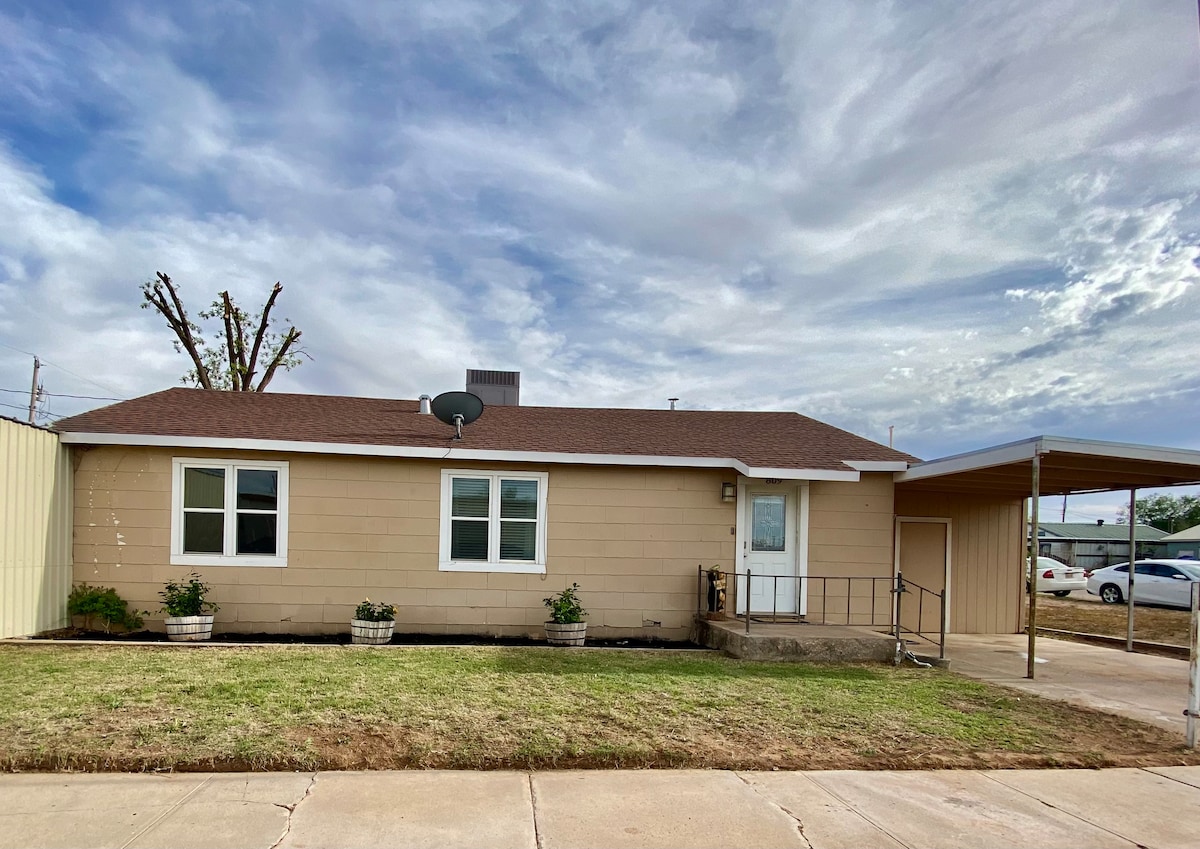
top-left (895, 489), bottom-right (1024, 634)
top-left (795, 475), bottom-right (898, 627)
top-left (1, 419), bottom-right (72, 638)
top-left (74, 448), bottom-right (735, 639)
top-left (806, 475), bottom-right (895, 581)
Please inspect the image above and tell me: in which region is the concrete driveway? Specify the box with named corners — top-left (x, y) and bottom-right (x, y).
top-left (944, 633), bottom-right (1191, 732)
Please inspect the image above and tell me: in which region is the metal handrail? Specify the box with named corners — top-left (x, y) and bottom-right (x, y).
top-left (696, 566), bottom-right (947, 660)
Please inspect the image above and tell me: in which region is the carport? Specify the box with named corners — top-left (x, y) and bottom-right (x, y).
top-left (896, 436), bottom-right (1200, 679)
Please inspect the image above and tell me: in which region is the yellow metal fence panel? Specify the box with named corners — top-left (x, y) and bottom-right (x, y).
top-left (0, 417), bottom-right (72, 638)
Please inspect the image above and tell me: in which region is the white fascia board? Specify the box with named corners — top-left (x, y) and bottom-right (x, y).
top-left (1037, 435), bottom-right (1200, 468)
top-left (741, 466), bottom-right (859, 481)
top-left (897, 434), bottom-right (1200, 484)
top-left (60, 432), bottom-right (450, 459)
top-left (443, 447), bottom-right (738, 470)
top-left (894, 438), bottom-right (1042, 482)
top-left (59, 431), bottom-right (864, 479)
top-left (844, 460), bottom-right (910, 472)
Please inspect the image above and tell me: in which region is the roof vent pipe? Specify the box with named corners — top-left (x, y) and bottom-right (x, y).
top-left (1097, 519), bottom-right (1104, 526)
top-left (418, 395), bottom-right (432, 415)
top-left (668, 398), bottom-right (679, 410)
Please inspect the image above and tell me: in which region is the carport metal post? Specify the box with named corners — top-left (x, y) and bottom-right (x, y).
top-left (1026, 452), bottom-right (1041, 680)
top-left (1189, 581), bottom-right (1198, 749)
top-left (1127, 489), bottom-right (1136, 652)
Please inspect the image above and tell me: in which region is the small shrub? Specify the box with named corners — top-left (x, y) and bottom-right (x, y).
top-left (354, 598), bottom-right (396, 622)
top-left (159, 573), bottom-right (219, 617)
top-left (543, 583), bottom-right (586, 624)
top-left (67, 584), bottom-right (144, 633)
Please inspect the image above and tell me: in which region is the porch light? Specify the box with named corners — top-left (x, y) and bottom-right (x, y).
top-left (720, 482), bottom-right (735, 502)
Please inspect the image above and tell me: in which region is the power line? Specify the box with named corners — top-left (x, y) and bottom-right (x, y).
top-left (0, 399), bottom-right (40, 416)
top-left (0, 341), bottom-right (128, 398)
top-left (0, 387), bottom-right (122, 401)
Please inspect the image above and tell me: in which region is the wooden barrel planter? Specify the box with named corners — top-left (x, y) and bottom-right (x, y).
top-left (351, 619), bottom-right (395, 645)
top-left (545, 621), bottom-right (587, 646)
top-left (164, 615), bottom-right (215, 642)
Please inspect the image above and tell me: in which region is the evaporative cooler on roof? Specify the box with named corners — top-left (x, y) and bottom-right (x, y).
top-left (466, 369), bottom-right (520, 406)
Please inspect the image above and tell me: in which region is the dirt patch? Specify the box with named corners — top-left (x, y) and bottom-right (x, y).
top-left (1036, 597), bottom-right (1193, 646)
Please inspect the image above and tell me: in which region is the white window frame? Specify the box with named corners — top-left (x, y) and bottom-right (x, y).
top-left (439, 469), bottom-right (548, 574)
top-left (170, 458), bottom-right (289, 567)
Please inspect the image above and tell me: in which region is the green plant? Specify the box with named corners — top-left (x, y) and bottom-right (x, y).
top-left (354, 598), bottom-right (396, 622)
top-left (543, 583), bottom-right (586, 624)
top-left (67, 584), bottom-right (144, 633)
top-left (159, 573), bottom-right (219, 617)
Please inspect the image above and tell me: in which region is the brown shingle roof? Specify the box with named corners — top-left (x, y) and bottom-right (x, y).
top-left (53, 388), bottom-right (916, 471)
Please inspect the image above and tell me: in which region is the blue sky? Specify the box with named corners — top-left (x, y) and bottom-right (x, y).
top-left (1, 1), bottom-right (1198, 521)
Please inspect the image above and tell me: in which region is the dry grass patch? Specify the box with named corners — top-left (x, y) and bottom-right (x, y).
top-left (0, 644), bottom-right (1195, 773)
top-left (1037, 597), bottom-right (1193, 646)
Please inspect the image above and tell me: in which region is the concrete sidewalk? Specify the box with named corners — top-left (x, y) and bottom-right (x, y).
top-left (3, 767), bottom-right (1199, 849)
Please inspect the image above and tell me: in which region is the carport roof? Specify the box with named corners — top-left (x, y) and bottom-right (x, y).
top-left (895, 436), bottom-right (1200, 497)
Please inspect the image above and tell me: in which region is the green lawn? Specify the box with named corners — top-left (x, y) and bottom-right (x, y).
top-left (0, 644), bottom-right (1192, 772)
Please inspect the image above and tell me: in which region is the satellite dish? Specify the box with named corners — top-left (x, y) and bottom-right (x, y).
top-left (430, 391), bottom-right (484, 440)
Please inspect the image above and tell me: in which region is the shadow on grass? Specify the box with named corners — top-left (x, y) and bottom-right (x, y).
top-left (481, 646), bottom-right (889, 682)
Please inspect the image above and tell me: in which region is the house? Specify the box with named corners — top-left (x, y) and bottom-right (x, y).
top-left (1161, 524), bottom-right (1200, 559)
top-left (48, 381), bottom-right (1200, 646)
top-left (1033, 521), bottom-right (1167, 571)
top-left (51, 373), bottom-right (1033, 641)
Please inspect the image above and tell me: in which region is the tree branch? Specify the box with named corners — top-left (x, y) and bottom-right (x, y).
top-left (219, 291), bottom-right (241, 391)
top-left (255, 327), bottom-right (301, 392)
top-left (244, 282), bottom-right (283, 391)
top-left (145, 273), bottom-right (212, 390)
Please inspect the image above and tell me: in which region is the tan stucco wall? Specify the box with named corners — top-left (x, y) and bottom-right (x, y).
top-left (72, 446), bottom-right (1020, 638)
top-left (894, 489), bottom-right (1024, 634)
top-left (72, 446), bottom-right (737, 639)
top-left (805, 474), bottom-right (896, 624)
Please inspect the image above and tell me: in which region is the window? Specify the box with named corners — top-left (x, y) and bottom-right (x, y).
top-left (171, 458), bottom-right (289, 567)
top-left (439, 469), bottom-right (547, 573)
top-left (750, 494), bottom-right (786, 551)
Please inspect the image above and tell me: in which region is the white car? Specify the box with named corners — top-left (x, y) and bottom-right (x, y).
top-left (1085, 559), bottom-right (1200, 608)
top-left (1026, 557), bottom-right (1087, 596)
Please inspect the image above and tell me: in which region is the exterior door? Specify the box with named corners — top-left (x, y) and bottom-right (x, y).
top-left (738, 491), bottom-right (798, 614)
top-left (1132, 563), bottom-right (1165, 605)
top-left (896, 519), bottom-right (949, 637)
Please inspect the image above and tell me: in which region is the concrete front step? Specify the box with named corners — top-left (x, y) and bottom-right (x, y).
top-left (692, 616), bottom-right (898, 663)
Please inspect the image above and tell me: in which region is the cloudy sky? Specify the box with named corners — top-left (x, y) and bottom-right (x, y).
top-left (1, 1), bottom-right (1198, 520)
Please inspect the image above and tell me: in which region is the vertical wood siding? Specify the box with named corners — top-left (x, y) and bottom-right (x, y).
top-left (894, 489), bottom-right (1024, 634)
top-left (0, 418), bottom-right (73, 638)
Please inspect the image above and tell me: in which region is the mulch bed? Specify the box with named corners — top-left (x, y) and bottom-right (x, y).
top-left (28, 627), bottom-right (706, 650)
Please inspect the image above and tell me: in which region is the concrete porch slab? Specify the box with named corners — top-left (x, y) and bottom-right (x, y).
top-left (693, 617), bottom-right (896, 663)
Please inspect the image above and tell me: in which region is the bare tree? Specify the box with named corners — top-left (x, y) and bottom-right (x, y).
top-left (140, 272), bottom-right (305, 391)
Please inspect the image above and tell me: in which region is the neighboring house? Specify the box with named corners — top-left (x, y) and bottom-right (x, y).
top-left (52, 375), bottom-right (1027, 640)
top-left (1161, 524), bottom-right (1200, 559)
top-left (1034, 521), bottom-right (1167, 571)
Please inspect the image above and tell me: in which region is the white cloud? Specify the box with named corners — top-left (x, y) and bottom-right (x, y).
top-left (1, 0), bottom-right (1199, 463)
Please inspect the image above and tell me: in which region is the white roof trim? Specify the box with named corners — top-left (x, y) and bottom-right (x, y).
top-left (58, 431), bottom-right (862, 481)
top-left (1161, 524), bottom-right (1200, 541)
top-left (896, 435), bottom-right (1200, 484)
top-left (844, 460), bottom-right (910, 472)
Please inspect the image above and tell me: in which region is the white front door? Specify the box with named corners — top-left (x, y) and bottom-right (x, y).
top-left (738, 490), bottom-right (799, 614)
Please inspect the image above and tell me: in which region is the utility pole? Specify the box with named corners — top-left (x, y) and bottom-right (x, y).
top-left (27, 356), bottom-right (41, 424)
